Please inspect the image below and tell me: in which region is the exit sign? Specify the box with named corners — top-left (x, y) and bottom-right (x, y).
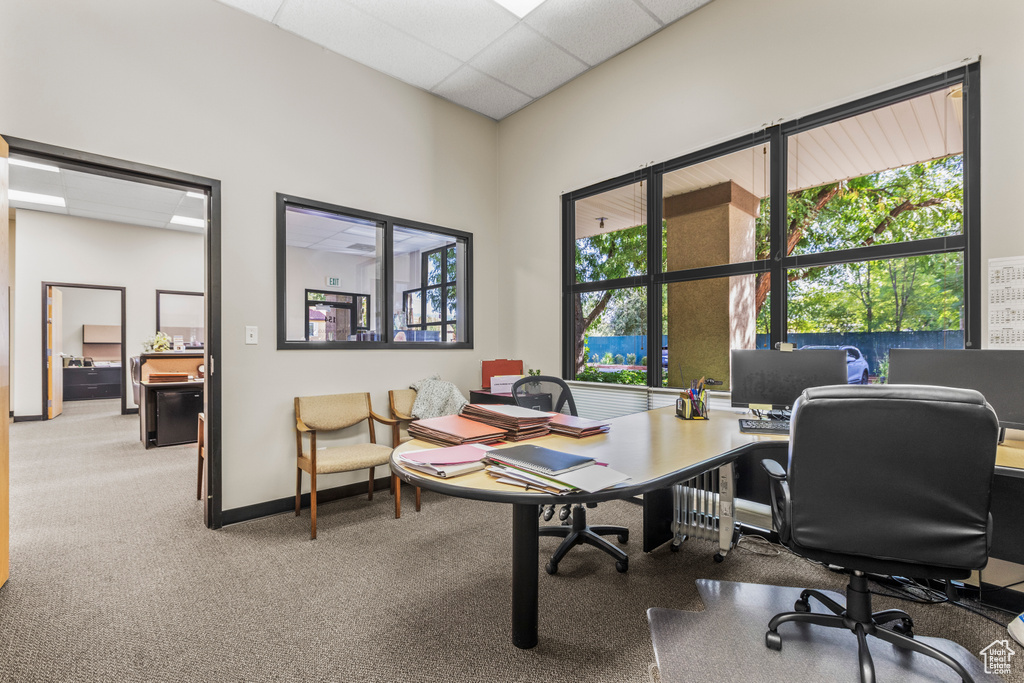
top-left (325, 276), bottom-right (341, 287)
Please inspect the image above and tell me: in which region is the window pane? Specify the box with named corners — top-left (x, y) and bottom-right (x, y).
top-left (157, 291), bottom-right (204, 347)
top-left (573, 287), bottom-right (648, 386)
top-left (284, 206), bottom-right (384, 342)
top-left (662, 143), bottom-right (770, 272)
top-left (662, 276), bottom-right (766, 390)
top-left (393, 225), bottom-right (467, 343)
top-left (446, 285), bottom-right (457, 320)
top-left (787, 253), bottom-right (964, 382)
top-left (575, 180), bottom-right (647, 283)
top-left (425, 287), bottom-right (442, 323)
top-left (427, 250), bottom-right (443, 285)
top-left (787, 87), bottom-right (964, 256)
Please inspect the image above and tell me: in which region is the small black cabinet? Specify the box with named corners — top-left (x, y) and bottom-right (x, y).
top-left (63, 366), bottom-right (122, 401)
top-left (155, 389), bottom-right (203, 446)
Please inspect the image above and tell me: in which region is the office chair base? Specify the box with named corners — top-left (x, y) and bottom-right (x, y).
top-left (765, 573), bottom-right (975, 683)
top-left (539, 504), bottom-right (628, 574)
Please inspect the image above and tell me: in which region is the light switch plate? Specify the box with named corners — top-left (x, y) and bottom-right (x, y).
top-left (245, 326), bottom-right (258, 345)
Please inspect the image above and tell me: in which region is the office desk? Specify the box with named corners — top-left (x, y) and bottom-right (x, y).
top-left (139, 380), bottom-right (205, 449)
top-left (391, 407), bottom-right (783, 648)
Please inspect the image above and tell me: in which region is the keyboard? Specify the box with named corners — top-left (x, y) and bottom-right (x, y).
top-left (738, 418), bottom-right (790, 435)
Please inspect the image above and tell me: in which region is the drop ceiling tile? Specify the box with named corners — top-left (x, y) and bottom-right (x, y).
top-left (71, 210), bottom-right (169, 230)
top-left (525, 0), bottom-right (660, 66)
top-left (470, 23), bottom-right (587, 98)
top-left (433, 66), bottom-right (531, 120)
top-left (635, 0), bottom-right (710, 24)
top-left (65, 199), bottom-right (175, 223)
top-left (214, 0), bottom-right (285, 22)
top-left (8, 167), bottom-right (64, 196)
top-left (276, 0), bottom-right (462, 90)
top-left (345, 0), bottom-right (517, 62)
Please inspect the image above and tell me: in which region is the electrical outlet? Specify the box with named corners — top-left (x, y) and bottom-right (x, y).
top-left (245, 326), bottom-right (258, 345)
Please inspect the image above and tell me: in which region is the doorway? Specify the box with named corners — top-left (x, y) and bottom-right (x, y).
top-left (41, 283), bottom-right (127, 419)
top-left (4, 136), bottom-right (222, 529)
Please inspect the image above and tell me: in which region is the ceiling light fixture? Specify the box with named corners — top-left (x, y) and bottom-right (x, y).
top-left (493, 0), bottom-right (545, 19)
top-left (8, 189), bottom-right (66, 207)
top-left (185, 191), bottom-right (205, 199)
top-left (9, 158), bottom-right (60, 173)
top-left (170, 215), bottom-right (205, 229)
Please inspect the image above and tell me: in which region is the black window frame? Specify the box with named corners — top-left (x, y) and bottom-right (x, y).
top-left (276, 193), bottom-right (474, 350)
top-left (562, 64), bottom-right (980, 384)
top-left (402, 244), bottom-right (459, 342)
top-left (304, 288), bottom-right (370, 341)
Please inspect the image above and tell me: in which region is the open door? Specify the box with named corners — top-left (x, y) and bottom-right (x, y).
top-left (1, 135), bottom-right (11, 588)
top-left (46, 286), bottom-right (62, 419)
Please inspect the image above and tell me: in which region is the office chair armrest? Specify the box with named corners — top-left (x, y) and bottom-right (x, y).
top-left (369, 410), bottom-right (399, 427)
top-left (762, 458), bottom-right (787, 481)
top-left (761, 459), bottom-right (791, 545)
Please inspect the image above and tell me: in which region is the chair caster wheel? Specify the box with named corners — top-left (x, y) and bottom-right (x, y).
top-left (615, 558), bottom-right (628, 573)
top-left (545, 562), bottom-right (557, 575)
top-left (713, 553), bottom-right (724, 563)
top-left (892, 619), bottom-right (914, 636)
top-left (669, 543), bottom-right (680, 552)
top-left (618, 532), bottom-right (629, 544)
top-left (765, 630), bottom-right (782, 651)
top-left (794, 599), bottom-right (810, 613)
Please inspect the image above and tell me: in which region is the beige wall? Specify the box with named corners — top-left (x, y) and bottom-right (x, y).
top-left (496, 0), bottom-right (1024, 369)
top-left (0, 0), bottom-right (499, 510)
top-left (12, 211), bottom-right (204, 414)
top-left (58, 287), bottom-right (121, 359)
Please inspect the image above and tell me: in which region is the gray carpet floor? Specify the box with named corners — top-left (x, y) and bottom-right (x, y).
top-left (0, 400), bottom-right (1019, 682)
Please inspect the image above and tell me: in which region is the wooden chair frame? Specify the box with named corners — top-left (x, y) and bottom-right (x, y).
top-left (295, 393), bottom-right (402, 539)
top-left (388, 389), bottom-right (422, 518)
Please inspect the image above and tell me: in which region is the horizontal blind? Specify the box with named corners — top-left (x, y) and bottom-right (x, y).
top-left (565, 381), bottom-right (648, 420)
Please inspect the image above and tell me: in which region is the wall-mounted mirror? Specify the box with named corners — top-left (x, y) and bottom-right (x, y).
top-left (156, 290), bottom-right (204, 348)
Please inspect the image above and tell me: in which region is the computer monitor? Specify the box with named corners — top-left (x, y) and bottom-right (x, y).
top-left (887, 349), bottom-right (1024, 430)
top-left (731, 349), bottom-right (848, 411)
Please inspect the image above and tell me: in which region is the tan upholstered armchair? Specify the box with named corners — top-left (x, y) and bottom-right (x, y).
top-left (294, 392), bottom-right (401, 539)
top-left (388, 389), bottom-right (421, 517)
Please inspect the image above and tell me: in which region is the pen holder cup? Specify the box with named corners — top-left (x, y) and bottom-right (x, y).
top-left (676, 390), bottom-right (709, 420)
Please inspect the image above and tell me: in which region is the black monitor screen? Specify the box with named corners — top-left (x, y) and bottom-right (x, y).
top-left (731, 349), bottom-right (848, 410)
top-left (887, 349), bottom-right (1024, 429)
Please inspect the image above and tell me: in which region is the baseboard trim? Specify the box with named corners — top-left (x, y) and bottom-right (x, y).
top-left (221, 476), bottom-right (394, 526)
top-left (13, 415), bottom-right (43, 422)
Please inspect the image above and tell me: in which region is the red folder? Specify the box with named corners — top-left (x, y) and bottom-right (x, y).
top-left (482, 359), bottom-right (523, 389)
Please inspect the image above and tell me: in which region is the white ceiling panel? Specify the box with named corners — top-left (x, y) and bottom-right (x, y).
top-left (275, 0), bottom-right (462, 90)
top-left (72, 210), bottom-right (175, 230)
top-left (215, 0), bottom-right (284, 21)
top-left (7, 167), bottom-right (63, 196)
top-left (433, 66), bottom-right (532, 120)
top-left (345, 0), bottom-right (518, 62)
top-left (525, 0), bottom-right (660, 66)
top-left (470, 23), bottom-right (587, 98)
top-left (635, 0), bottom-right (709, 24)
top-left (212, 0), bottom-right (714, 119)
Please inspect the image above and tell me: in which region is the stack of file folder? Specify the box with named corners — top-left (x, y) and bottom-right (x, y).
top-left (408, 415), bottom-right (506, 447)
top-left (547, 413), bottom-right (611, 438)
top-left (396, 444), bottom-right (492, 478)
top-left (485, 444), bottom-right (631, 493)
top-left (461, 404), bottom-right (552, 441)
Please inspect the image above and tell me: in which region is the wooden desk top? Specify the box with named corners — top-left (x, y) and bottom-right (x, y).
top-left (392, 407), bottom-right (785, 504)
top-left (141, 380), bottom-right (205, 388)
top-left (997, 438), bottom-right (1024, 474)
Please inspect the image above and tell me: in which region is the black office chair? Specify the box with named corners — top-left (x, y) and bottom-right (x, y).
top-left (761, 384), bottom-right (999, 683)
top-left (511, 376), bottom-right (629, 574)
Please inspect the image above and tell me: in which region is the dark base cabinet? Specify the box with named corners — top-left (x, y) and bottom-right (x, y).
top-left (63, 367), bottom-right (122, 401)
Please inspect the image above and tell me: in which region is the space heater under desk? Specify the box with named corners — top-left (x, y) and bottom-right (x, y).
top-left (670, 463), bottom-right (738, 562)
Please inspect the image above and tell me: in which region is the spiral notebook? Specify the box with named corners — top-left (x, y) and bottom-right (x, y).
top-left (487, 444), bottom-right (595, 476)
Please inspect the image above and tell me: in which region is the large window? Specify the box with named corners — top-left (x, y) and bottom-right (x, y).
top-left (277, 194), bottom-right (472, 349)
top-left (563, 65), bottom-right (978, 387)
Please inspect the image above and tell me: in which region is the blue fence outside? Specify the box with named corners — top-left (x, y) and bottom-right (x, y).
top-left (585, 331), bottom-right (964, 375)
top-left (585, 335), bottom-right (667, 365)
